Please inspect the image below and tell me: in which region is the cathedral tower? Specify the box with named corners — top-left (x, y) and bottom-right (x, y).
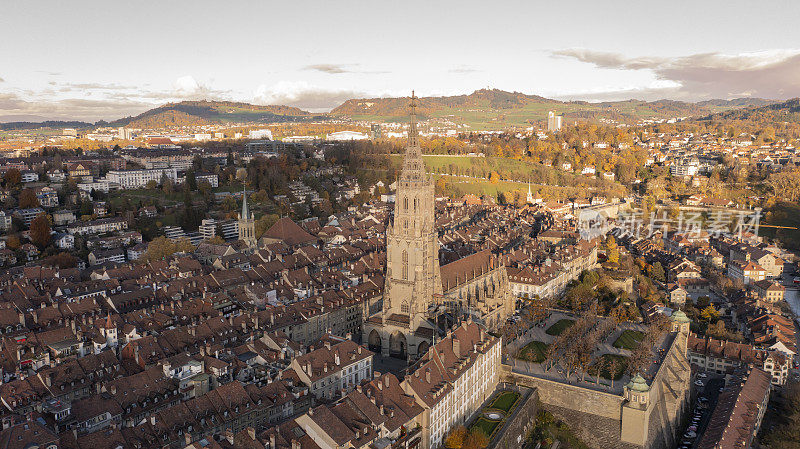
top-left (364, 92), bottom-right (443, 360)
top-left (383, 92), bottom-right (443, 330)
top-left (238, 187), bottom-right (256, 247)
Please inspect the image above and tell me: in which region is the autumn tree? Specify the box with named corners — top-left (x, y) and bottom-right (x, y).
top-left (606, 235), bottom-right (619, 266)
top-left (5, 234), bottom-right (21, 250)
top-left (444, 426), bottom-right (467, 449)
top-left (206, 235), bottom-right (225, 244)
top-left (4, 168), bottom-right (22, 188)
top-left (30, 213), bottom-right (51, 249)
top-left (648, 262), bottom-right (665, 282)
top-left (142, 236), bottom-right (195, 262)
top-left (19, 189), bottom-right (39, 209)
top-left (462, 429), bottom-right (489, 449)
top-left (700, 305), bottom-right (720, 322)
top-left (46, 252), bottom-right (77, 268)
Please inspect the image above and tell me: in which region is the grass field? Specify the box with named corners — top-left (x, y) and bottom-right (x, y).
top-left (612, 330), bottom-right (645, 350)
top-left (471, 418), bottom-right (500, 439)
top-left (517, 341), bottom-right (549, 363)
top-left (546, 319), bottom-right (575, 336)
top-left (489, 391), bottom-right (520, 412)
top-left (589, 354), bottom-right (629, 380)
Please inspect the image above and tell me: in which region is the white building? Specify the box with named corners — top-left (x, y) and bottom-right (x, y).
top-left (78, 180), bottom-right (111, 194)
top-left (106, 168), bottom-right (178, 189)
top-left (326, 131), bottom-right (369, 141)
top-left (547, 111), bottom-right (562, 132)
top-left (0, 211), bottom-right (12, 231)
top-left (248, 129), bottom-right (274, 140)
top-left (670, 158), bottom-right (700, 177)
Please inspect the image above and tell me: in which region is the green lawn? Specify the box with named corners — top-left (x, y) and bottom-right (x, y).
top-left (612, 330), bottom-right (645, 350)
top-left (589, 354), bottom-right (629, 380)
top-left (471, 418), bottom-right (500, 439)
top-left (489, 391), bottom-right (520, 412)
top-left (546, 319), bottom-right (575, 336)
top-left (517, 341), bottom-right (549, 363)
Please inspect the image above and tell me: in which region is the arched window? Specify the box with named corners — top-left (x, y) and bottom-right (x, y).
top-left (403, 197), bottom-right (408, 211)
top-left (402, 251), bottom-right (409, 280)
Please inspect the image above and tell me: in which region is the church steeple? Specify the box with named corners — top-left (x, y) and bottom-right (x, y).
top-left (408, 91), bottom-right (419, 148)
top-left (241, 185), bottom-right (251, 220)
top-left (401, 91), bottom-right (425, 182)
top-left (238, 184), bottom-right (256, 247)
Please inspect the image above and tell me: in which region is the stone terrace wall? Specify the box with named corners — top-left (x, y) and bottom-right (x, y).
top-left (503, 368), bottom-right (640, 449)
top-left (488, 385), bottom-right (539, 449)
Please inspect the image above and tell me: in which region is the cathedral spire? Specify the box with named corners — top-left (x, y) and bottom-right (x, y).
top-left (408, 90), bottom-right (419, 148)
top-left (241, 184), bottom-right (250, 220)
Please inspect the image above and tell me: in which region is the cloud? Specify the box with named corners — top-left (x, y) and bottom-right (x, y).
top-left (552, 48), bottom-right (800, 100)
top-left (59, 82), bottom-right (137, 91)
top-left (304, 64), bottom-right (351, 74)
top-left (173, 75), bottom-right (206, 96)
top-left (253, 81), bottom-right (363, 112)
top-left (302, 63), bottom-right (389, 75)
top-left (448, 66), bottom-right (480, 74)
top-left (0, 92), bottom-right (152, 122)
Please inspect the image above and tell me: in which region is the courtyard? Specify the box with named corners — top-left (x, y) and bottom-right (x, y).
top-left (505, 310), bottom-right (651, 394)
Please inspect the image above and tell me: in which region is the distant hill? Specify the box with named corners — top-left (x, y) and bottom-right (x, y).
top-left (0, 120), bottom-right (92, 131)
top-left (111, 100), bottom-right (317, 129)
top-left (697, 98), bottom-right (800, 123)
top-left (1, 92), bottom-right (784, 132)
top-left (330, 89), bottom-right (776, 129)
top-left (696, 98), bottom-right (776, 108)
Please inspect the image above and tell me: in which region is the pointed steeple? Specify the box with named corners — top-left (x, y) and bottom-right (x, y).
top-left (408, 91), bottom-right (419, 148)
top-left (401, 91), bottom-right (425, 182)
top-left (241, 185), bottom-right (250, 220)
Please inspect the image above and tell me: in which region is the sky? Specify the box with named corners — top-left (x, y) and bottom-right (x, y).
top-left (2, 0), bottom-right (800, 122)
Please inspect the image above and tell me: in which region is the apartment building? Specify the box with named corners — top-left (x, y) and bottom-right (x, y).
top-left (106, 168), bottom-right (178, 189)
top-left (402, 319), bottom-right (501, 449)
top-left (67, 217), bottom-right (128, 235)
top-left (35, 186), bottom-right (59, 207)
top-left (289, 336), bottom-right (373, 399)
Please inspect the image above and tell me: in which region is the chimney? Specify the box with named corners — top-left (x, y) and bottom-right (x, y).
top-left (150, 415), bottom-right (156, 426)
top-left (425, 370), bottom-right (431, 383)
top-left (270, 434), bottom-right (276, 449)
top-left (453, 338), bottom-right (461, 357)
top-left (225, 429), bottom-right (234, 445)
top-left (110, 385), bottom-right (117, 395)
top-left (185, 433), bottom-right (192, 445)
top-left (247, 427), bottom-right (256, 440)
top-left (292, 440), bottom-right (301, 449)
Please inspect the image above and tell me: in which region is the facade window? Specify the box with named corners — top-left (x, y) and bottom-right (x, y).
top-left (403, 197), bottom-right (408, 211)
top-left (402, 251), bottom-right (409, 280)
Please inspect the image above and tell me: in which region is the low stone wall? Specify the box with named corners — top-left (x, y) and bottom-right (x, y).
top-left (488, 385), bottom-right (538, 449)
